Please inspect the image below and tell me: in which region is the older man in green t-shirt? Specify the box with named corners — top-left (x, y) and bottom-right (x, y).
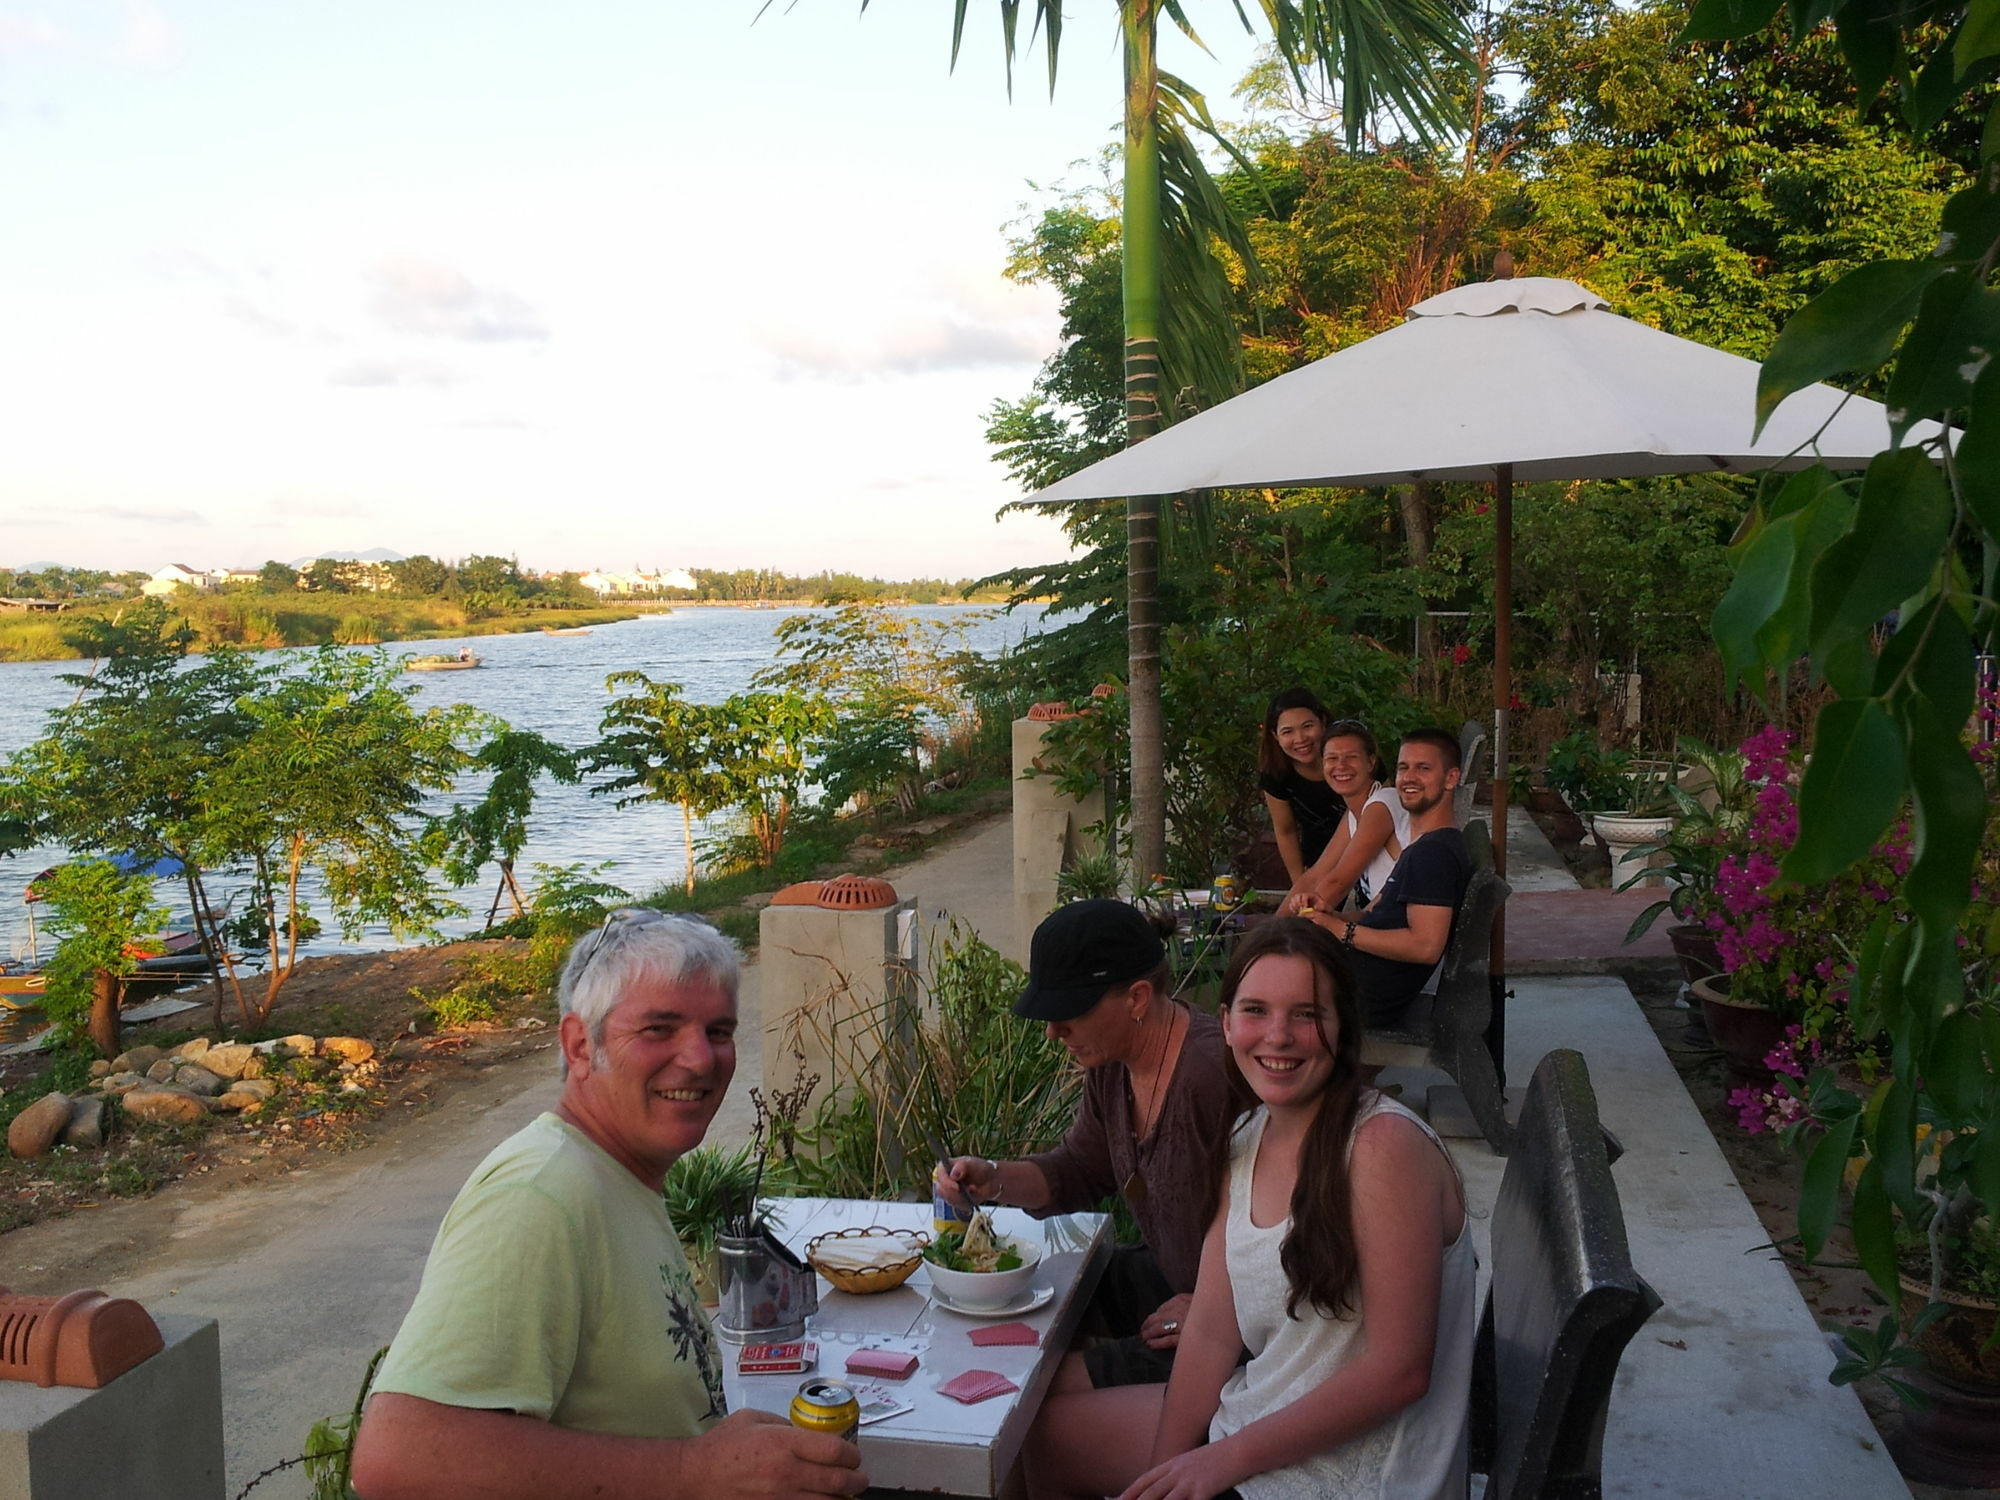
top-left (352, 911), bottom-right (865, 1500)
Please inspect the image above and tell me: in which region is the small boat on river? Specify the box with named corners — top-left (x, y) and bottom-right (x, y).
top-left (406, 652), bottom-right (482, 672)
top-left (542, 626), bottom-right (593, 637)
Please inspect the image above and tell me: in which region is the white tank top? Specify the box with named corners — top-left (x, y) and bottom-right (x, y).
top-left (1209, 1096), bottom-right (1476, 1500)
top-left (1347, 785), bottom-right (1413, 906)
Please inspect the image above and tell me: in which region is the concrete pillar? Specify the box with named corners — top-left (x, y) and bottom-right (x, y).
top-left (1011, 715), bottom-right (1107, 965)
top-left (0, 1315), bottom-right (223, 1500)
top-left (759, 882), bottom-right (919, 1109)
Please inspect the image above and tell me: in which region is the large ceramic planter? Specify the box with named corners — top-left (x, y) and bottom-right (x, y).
top-left (1892, 1276), bottom-right (2000, 1487)
top-left (1692, 975), bottom-right (1789, 1083)
top-left (1901, 1275), bottom-right (2000, 1394)
top-left (1591, 813), bottom-right (1674, 889)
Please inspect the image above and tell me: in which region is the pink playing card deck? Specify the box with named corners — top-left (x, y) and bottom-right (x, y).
top-left (846, 1347), bottom-right (921, 1380)
top-left (968, 1322), bottom-right (1039, 1347)
top-left (937, 1369), bottom-right (1019, 1404)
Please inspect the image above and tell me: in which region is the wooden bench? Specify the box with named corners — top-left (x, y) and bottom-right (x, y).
top-left (1360, 818), bottom-right (1514, 1153)
top-left (1471, 1048), bottom-right (1661, 1500)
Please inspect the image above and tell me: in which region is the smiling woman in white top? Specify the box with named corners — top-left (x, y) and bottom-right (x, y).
top-left (1023, 917), bottom-right (1474, 1500)
top-left (1279, 722), bottom-right (1410, 917)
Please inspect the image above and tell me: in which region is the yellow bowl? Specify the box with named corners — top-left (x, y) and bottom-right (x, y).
top-left (807, 1225), bottom-right (929, 1295)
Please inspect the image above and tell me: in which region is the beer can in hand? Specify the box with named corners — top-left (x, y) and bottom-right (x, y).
top-left (790, 1378), bottom-right (861, 1445)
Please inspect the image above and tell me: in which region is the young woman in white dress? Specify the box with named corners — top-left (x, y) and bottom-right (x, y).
top-left (1027, 918), bottom-right (1474, 1500)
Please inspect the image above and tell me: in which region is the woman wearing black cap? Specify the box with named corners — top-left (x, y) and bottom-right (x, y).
top-left (934, 898), bottom-right (1233, 1392)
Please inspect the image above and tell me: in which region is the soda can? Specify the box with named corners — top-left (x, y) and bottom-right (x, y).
top-left (789, 1377), bottom-right (861, 1445)
top-left (932, 1176), bottom-right (974, 1239)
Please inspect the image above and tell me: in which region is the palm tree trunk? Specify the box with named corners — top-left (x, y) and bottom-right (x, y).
top-left (1122, 0), bottom-right (1167, 887)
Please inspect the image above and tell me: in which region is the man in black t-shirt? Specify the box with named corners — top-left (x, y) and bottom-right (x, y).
top-left (1317, 728), bottom-right (1472, 1028)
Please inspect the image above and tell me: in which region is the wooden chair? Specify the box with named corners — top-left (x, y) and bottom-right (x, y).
top-left (1471, 1048), bottom-right (1662, 1500)
top-left (1360, 818), bottom-right (1513, 1153)
top-left (1455, 717), bottom-right (1489, 828)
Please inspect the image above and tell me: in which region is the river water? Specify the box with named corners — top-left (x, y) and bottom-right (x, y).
top-left (0, 604), bottom-right (1047, 968)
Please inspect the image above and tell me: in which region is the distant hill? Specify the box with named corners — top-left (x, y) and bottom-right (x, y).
top-left (287, 548), bottom-right (407, 567)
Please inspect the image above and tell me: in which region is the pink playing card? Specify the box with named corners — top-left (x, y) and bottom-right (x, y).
top-left (937, 1369), bottom-right (1019, 1404)
top-left (968, 1323), bottom-right (1039, 1347)
top-left (846, 1348), bottom-right (920, 1380)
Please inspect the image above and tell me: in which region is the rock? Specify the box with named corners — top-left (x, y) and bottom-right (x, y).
top-left (60, 1096), bottom-right (107, 1150)
top-left (172, 1066), bottom-right (226, 1097)
top-left (239, 1054), bottom-right (266, 1079)
top-left (213, 1090), bottom-right (255, 1112)
top-left (146, 1058), bottom-right (178, 1082)
top-left (322, 1036), bottom-right (375, 1065)
top-left (171, 1038), bottom-right (212, 1061)
top-left (97, 1072), bottom-right (147, 1098)
top-left (88, 1059), bottom-right (113, 1080)
top-left (8, 1092), bottom-right (71, 1157)
top-left (113, 1044), bottom-right (165, 1074)
top-left (276, 1034), bottom-right (317, 1058)
top-left (227, 1077), bottom-right (276, 1101)
top-left (201, 1043), bottom-right (257, 1080)
top-left (121, 1087), bottom-right (211, 1127)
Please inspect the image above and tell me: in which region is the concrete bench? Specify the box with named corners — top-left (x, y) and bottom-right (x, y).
top-left (1471, 1048), bottom-right (1661, 1500)
top-left (1361, 818), bottom-right (1513, 1153)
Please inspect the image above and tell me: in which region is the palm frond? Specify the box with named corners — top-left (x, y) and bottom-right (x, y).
top-left (945, 0), bottom-right (1063, 98)
top-left (1256, 0), bottom-right (1470, 148)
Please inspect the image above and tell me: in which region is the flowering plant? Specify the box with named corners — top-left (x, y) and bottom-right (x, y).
top-left (1726, 1026), bottom-right (1823, 1136)
top-left (1704, 726), bottom-right (1903, 1065)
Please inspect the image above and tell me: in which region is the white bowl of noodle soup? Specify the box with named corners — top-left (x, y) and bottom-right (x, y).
top-left (922, 1231), bottom-right (1042, 1310)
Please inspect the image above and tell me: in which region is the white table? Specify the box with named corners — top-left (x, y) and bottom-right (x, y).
top-left (722, 1197), bottom-right (1111, 1498)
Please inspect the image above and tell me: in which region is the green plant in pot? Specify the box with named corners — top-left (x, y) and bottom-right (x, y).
top-left (1542, 730), bottom-right (1635, 815)
top-left (663, 1144), bottom-right (764, 1307)
top-left (1621, 736), bottom-right (1754, 978)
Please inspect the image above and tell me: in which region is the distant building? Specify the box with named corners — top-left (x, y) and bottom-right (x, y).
top-left (141, 563), bottom-right (213, 596)
top-left (578, 568), bottom-right (694, 597)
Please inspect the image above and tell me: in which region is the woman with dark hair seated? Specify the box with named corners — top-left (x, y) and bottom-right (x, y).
top-left (1257, 689), bottom-right (1338, 888)
top-left (1026, 918), bottom-right (1474, 1500)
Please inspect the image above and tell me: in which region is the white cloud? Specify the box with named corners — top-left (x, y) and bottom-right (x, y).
top-left (366, 256), bottom-right (549, 344)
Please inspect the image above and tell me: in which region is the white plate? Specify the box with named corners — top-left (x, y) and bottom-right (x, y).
top-left (926, 1282), bottom-right (1054, 1319)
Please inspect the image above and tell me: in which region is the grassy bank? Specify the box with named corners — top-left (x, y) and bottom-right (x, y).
top-left (0, 596), bottom-right (655, 662)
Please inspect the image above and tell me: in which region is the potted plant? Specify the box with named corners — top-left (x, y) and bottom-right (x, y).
top-left (1588, 756), bottom-right (1682, 889)
top-left (1542, 730), bottom-right (1635, 821)
top-left (662, 1143), bottom-right (764, 1307)
top-left (1692, 727), bottom-right (1900, 1088)
top-left (1620, 736), bottom-right (1755, 980)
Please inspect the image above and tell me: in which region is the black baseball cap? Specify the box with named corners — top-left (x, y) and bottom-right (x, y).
top-left (1014, 899), bottom-right (1166, 1023)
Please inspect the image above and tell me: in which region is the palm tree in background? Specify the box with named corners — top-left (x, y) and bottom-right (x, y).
top-left (804, 1), bottom-right (1469, 881)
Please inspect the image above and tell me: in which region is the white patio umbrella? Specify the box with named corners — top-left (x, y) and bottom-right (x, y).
top-left (1032, 275), bottom-right (1907, 878)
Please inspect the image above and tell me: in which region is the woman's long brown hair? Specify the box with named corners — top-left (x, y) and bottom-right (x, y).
top-left (1203, 917), bottom-right (1368, 1319)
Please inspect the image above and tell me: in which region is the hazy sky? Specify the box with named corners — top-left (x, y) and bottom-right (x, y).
top-left (0, 3), bottom-right (1262, 578)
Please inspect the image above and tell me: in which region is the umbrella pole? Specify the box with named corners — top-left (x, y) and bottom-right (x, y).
top-left (1489, 463), bottom-right (1513, 1096)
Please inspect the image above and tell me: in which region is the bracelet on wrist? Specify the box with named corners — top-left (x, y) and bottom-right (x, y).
top-left (1343, 920), bottom-right (1358, 950)
top-left (983, 1160), bottom-right (1003, 1203)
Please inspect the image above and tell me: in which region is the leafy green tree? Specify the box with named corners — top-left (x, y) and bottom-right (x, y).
top-left (36, 861), bottom-right (171, 1057)
top-left (257, 560), bottom-right (301, 591)
top-left (388, 555), bottom-right (453, 595)
top-left (590, 674), bottom-right (734, 896)
top-left (456, 554), bottom-right (523, 596)
top-left (1681, 0), bottom-right (2000, 1384)
top-left (712, 690), bottom-right (837, 869)
top-left (429, 726), bottom-right (582, 921)
top-left (299, 557), bottom-right (359, 593)
top-left (1, 602), bottom-right (264, 1032)
top-left (193, 649), bottom-right (480, 1023)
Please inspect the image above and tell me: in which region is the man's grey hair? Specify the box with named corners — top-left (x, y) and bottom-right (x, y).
top-left (556, 909), bottom-right (741, 1073)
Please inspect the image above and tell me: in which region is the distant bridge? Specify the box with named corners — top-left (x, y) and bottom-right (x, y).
top-left (0, 597), bottom-right (71, 612)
